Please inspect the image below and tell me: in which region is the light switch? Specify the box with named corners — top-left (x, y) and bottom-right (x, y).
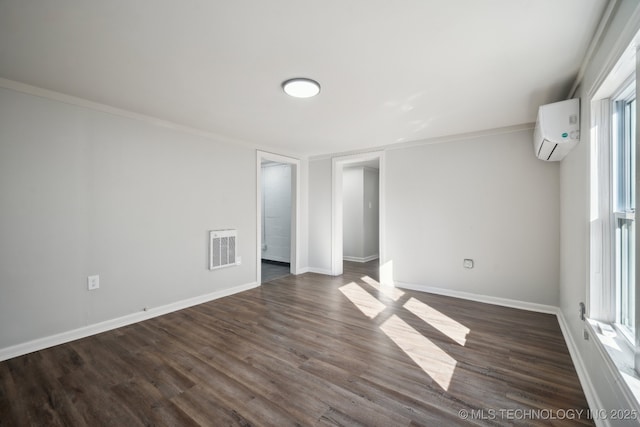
top-left (87, 275), bottom-right (99, 290)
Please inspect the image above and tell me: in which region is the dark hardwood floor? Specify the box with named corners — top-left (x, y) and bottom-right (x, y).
top-left (0, 261), bottom-right (593, 426)
top-left (261, 260), bottom-right (291, 283)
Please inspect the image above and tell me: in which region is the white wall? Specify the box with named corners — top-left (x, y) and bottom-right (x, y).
top-left (0, 86), bottom-right (257, 350)
top-left (363, 167), bottom-right (379, 258)
top-left (308, 158), bottom-right (332, 273)
top-left (261, 163), bottom-right (291, 263)
top-left (560, 0), bottom-right (640, 420)
top-left (298, 158), bottom-right (309, 270)
top-left (308, 128), bottom-right (560, 305)
top-left (343, 167), bottom-right (364, 259)
top-left (386, 129), bottom-right (559, 305)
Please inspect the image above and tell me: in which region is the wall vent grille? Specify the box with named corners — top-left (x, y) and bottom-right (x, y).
top-left (209, 229), bottom-right (237, 270)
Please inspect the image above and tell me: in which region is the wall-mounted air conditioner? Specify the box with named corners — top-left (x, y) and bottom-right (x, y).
top-left (209, 229), bottom-right (237, 270)
top-left (533, 98), bottom-right (580, 161)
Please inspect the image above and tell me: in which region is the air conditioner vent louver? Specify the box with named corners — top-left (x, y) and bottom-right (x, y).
top-left (209, 229), bottom-right (237, 270)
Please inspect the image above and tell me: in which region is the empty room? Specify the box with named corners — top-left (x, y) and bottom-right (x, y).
top-left (2, 1), bottom-right (640, 425)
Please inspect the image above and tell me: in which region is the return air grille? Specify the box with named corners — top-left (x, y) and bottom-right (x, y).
top-left (209, 229), bottom-right (237, 270)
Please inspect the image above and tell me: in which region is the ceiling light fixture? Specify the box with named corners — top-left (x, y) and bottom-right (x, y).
top-left (282, 78), bottom-right (321, 98)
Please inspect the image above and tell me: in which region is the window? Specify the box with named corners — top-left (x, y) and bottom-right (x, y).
top-left (613, 87), bottom-right (636, 340)
top-left (587, 20), bottom-right (640, 404)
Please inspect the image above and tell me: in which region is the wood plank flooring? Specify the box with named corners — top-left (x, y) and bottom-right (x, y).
top-left (0, 261), bottom-right (593, 426)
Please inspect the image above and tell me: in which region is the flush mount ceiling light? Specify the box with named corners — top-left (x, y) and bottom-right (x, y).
top-left (282, 78), bottom-right (321, 98)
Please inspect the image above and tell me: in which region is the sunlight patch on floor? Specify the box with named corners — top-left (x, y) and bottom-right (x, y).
top-left (339, 282), bottom-right (386, 319)
top-left (403, 297), bottom-right (469, 346)
top-left (380, 314), bottom-right (458, 390)
top-left (360, 275), bottom-right (405, 301)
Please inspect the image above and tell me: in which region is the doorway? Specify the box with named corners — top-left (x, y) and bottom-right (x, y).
top-left (261, 160), bottom-right (291, 282)
top-left (342, 161), bottom-right (379, 264)
top-left (256, 151), bottom-right (300, 284)
top-left (331, 151), bottom-right (386, 279)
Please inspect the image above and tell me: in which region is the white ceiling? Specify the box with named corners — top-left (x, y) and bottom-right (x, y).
top-left (0, 0), bottom-right (607, 157)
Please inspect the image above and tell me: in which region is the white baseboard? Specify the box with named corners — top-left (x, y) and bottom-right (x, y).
top-left (0, 281), bottom-right (259, 362)
top-left (343, 254), bottom-right (379, 263)
top-left (292, 266), bottom-right (335, 276)
top-left (0, 271), bottom-right (613, 426)
top-left (394, 281), bottom-right (558, 314)
top-left (305, 267), bottom-right (334, 275)
top-left (555, 312), bottom-right (608, 427)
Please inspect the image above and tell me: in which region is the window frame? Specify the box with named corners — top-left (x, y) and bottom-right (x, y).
top-left (611, 80), bottom-right (636, 346)
top-left (585, 18), bottom-right (640, 410)
top-left (590, 73), bottom-right (640, 370)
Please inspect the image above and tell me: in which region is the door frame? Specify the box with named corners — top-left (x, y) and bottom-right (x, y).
top-left (256, 150), bottom-right (300, 284)
top-left (331, 151), bottom-right (386, 277)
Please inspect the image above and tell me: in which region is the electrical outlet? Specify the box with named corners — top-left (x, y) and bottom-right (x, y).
top-left (463, 259), bottom-right (474, 269)
top-left (87, 275), bottom-right (99, 290)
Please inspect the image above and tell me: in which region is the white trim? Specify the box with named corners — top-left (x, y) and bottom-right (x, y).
top-left (310, 123), bottom-right (533, 161)
top-left (568, 0), bottom-right (619, 99)
top-left (394, 281), bottom-right (558, 314)
top-left (295, 267), bottom-right (333, 275)
top-left (0, 281), bottom-right (259, 362)
top-left (586, 319), bottom-right (640, 415)
top-left (0, 268), bottom-right (615, 426)
top-left (331, 151), bottom-right (386, 277)
top-left (0, 79), bottom-right (535, 163)
top-left (257, 151), bottom-right (301, 285)
top-left (0, 78), bottom-right (304, 160)
top-left (589, 98), bottom-right (616, 322)
top-left (586, 3), bottom-right (640, 99)
top-left (556, 313), bottom-right (609, 427)
top-left (343, 255), bottom-right (379, 263)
